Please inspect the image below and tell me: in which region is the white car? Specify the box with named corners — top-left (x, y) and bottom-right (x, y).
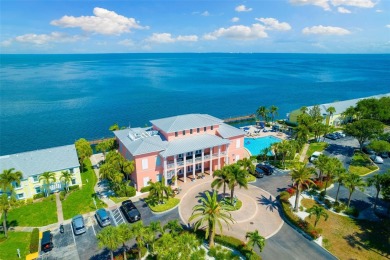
top-left (310, 151), bottom-right (322, 162)
top-left (370, 155), bottom-right (384, 164)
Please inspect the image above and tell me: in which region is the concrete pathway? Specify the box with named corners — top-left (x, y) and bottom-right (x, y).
top-left (178, 180), bottom-right (284, 241)
top-left (55, 192), bottom-right (64, 223)
top-left (299, 143), bottom-right (310, 162)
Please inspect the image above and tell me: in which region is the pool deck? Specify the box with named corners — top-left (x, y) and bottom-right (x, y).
top-left (243, 125), bottom-right (289, 140)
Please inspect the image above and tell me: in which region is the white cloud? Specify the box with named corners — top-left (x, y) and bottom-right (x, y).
top-left (12, 32), bottom-right (86, 45)
top-left (231, 17), bottom-right (240, 23)
top-left (201, 11), bottom-right (210, 16)
top-left (331, 0), bottom-right (376, 8)
top-left (118, 39), bottom-right (135, 46)
top-left (146, 33), bottom-right (198, 43)
top-left (255, 18), bottom-right (292, 31)
top-left (302, 25), bottom-right (351, 35)
top-left (51, 7), bottom-right (148, 35)
top-left (289, 0), bottom-right (331, 10)
top-left (203, 24), bottom-right (267, 40)
top-left (375, 9), bottom-right (383, 12)
top-left (386, 24), bottom-right (390, 29)
top-left (337, 6), bottom-right (352, 13)
top-left (1, 40), bottom-right (12, 47)
top-left (235, 5), bottom-right (253, 12)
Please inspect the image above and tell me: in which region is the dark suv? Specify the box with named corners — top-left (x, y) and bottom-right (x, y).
top-left (41, 230), bottom-right (53, 252)
top-left (254, 164), bottom-right (265, 178)
top-left (120, 200), bottom-right (141, 223)
top-left (256, 164), bottom-right (274, 175)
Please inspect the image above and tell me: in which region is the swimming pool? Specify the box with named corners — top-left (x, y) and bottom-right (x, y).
top-left (244, 136), bottom-right (282, 156)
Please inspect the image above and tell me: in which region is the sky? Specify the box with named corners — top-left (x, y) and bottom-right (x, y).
top-left (1, 0), bottom-right (389, 54)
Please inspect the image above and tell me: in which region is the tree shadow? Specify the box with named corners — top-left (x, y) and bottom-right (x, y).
top-left (257, 195), bottom-right (279, 212)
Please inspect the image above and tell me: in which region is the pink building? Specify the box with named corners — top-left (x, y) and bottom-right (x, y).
top-left (114, 114), bottom-right (247, 191)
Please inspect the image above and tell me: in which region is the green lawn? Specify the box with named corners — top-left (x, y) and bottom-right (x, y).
top-left (62, 159), bottom-right (106, 220)
top-left (306, 142), bottom-right (328, 161)
top-left (4, 200), bottom-right (57, 227)
top-left (109, 196), bottom-right (129, 204)
top-left (0, 232), bottom-right (31, 260)
top-left (148, 198), bottom-right (180, 213)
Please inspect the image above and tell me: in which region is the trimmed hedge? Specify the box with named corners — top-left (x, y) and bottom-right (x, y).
top-left (68, 185), bottom-right (80, 191)
top-left (33, 193), bottom-right (45, 200)
top-left (29, 228), bottom-right (39, 253)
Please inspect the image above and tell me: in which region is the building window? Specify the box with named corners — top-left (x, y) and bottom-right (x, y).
top-left (142, 158), bottom-right (148, 170)
top-left (190, 129), bottom-right (193, 134)
top-left (204, 127), bottom-right (207, 132)
top-left (186, 152), bottom-right (193, 157)
top-left (197, 128), bottom-right (200, 133)
top-left (32, 176), bottom-right (39, 183)
top-left (196, 164), bottom-right (202, 170)
top-left (187, 166), bottom-right (193, 172)
top-left (17, 193), bottom-right (24, 199)
top-left (195, 150), bottom-right (201, 155)
top-left (178, 154), bottom-right (183, 159)
top-left (71, 179), bottom-right (76, 185)
top-left (12, 182), bottom-right (21, 189)
top-left (183, 130), bottom-right (186, 135)
top-left (211, 125), bottom-right (214, 130)
top-left (156, 156), bottom-right (161, 166)
top-left (175, 132), bottom-right (178, 137)
top-left (236, 139), bottom-right (241, 148)
top-left (156, 174), bottom-right (162, 182)
top-left (69, 168), bottom-right (74, 174)
top-left (35, 186), bottom-right (41, 194)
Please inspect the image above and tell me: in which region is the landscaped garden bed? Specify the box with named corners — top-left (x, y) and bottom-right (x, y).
top-left (147, 197), bottom-right (180, 213)
top-left (349, 151), bottom-right (378, 176)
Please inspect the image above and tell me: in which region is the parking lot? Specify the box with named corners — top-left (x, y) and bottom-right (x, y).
top-left (38, 199), bottom-right (180, 260)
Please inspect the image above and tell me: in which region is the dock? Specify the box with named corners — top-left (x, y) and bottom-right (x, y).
top-left (223, 114), bottom-right (256, 123)
top-left (89, 137), bottom-right (113, 145)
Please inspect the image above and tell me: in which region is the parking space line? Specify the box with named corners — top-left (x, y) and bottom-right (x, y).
top-left (70, 223), bottom-right (76, 246)
top-left (90, 216), bottom-right (97, 236)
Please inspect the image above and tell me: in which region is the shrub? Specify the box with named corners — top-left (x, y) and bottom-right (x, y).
top-left (344, 207), bottom-right (359, 217)
top-left (279, 191), bottom-right (291, 202)
top-left (334, 203), bottom-right (346, 213)
top-left (313, 180), bottom-right (325, 191)
top-left (59, 191), bottom-right (66, 201)
top-left (140, 185), bottom-right (151, 193)
top-left (286, 187), bottom-right (296, 196)
top-left (324, 199), bottom-right (332, 209)
top-left (116, 186), bottom-right (136, 197)
top-left (30, 228), bottom-right (39, 253)
top-left (26, 198), bottom-right (34, 205)
top-left (299, 205), bottom-right (304, 212)
top-left (318, 191), bottom-right (326, 201)
top-left (33, 193), bottom-right (45, 200)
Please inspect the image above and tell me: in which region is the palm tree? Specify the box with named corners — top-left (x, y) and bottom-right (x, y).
top-left (237, 158), bottom-right (255, 175)
top-left (189, 191), bottom-right (235, 248)
top-left (131, 221), bottom-right (147, 260)
top-left (163, 219), bottom-right (183, 236)
top-left (261, 147), bottom-right (270, 162)
top-left (117, 223), bottom-right (132, 260)
top-left (294, 125), bottom-right (310, 144)
top-left (323, 157), bottom-right (343, 195)
top-left (256, 106), bottom-right (269, 122)
top-left (269, 105), bottom-right (279, 123)
top-left (367, 174), bottom-right (384, 211)
top-left (0, 168), bottom-right (23, 193)
top-left (307, 205), bottom-right (329, 227)
top-left (313, 154), bottom-right (330, 181)
top-left (326, 106), bottom-right (336, 120)
top-left (227, 164), bottom-right (248, 203)
top-left (96, 226), bottom-right (121, 260)
top-left (300, 106), bottom-right (308, 114)
top-left (39, 171), bottom-right (56, 197)
top-left (276, 140), bottom-right (293, 169)
top-left (147, 221), bottom-right (163, 255)
top-left (0, 194), bottom-right (15, 238)
top-left (246, 229), bottom-right (266, 253)
top-left (334, 168), bottom-right (347, 203)
top-left (211, 167), bottom-right (230, 197)
top-left (148, 180), bottom-right (171, 205)
top-left (60, 170), bottom-right (72, 193)
top-left (291, 163), bottom-right (315, 212)
top-left (344, 173), bottom-right (366, 208)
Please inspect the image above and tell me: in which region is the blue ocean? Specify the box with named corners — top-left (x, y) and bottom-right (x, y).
top-left (1, 53), bottom-right (389, 155)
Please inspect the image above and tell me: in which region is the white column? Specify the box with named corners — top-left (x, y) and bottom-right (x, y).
top-left (210, 147), bottom-right (213, 175)
top-left (174, 155), bottom-right (178, 186)
top-left (184, 154), bottom-right (187, 183)
top-left (201, 149), bottom-right (204, 173)
top-left (192, 151), bottom-right (196, 179)
top-left (218, 145), bottom-right (221, 170)
top-left (225, 144), bottom-right (229, 166)
top-left (163, 158), bottom-right (168, 186)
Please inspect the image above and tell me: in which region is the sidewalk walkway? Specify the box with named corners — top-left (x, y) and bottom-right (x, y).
top-left (299, 143), bottom-right (310, 162)
top-left (55, 192), bottom-right (64, 223)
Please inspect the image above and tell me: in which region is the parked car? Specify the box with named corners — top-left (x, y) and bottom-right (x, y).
top-left (378, 152), bottom-right (389, 159)
top-left (120, 200), bottom-right (141, 223)
top-left (363, 145), bottom-right (376, 155)
top-left (310, 151), bottom-right (322, 162)
top-left (254, 164), bottom-right (265, 178)
top-left (334, 132), bottom-right (345, 138)
top-left (256, 164), bottom-right (274, 175)
top-left (95, 208), bottom-right (111, 227)
top-left (72, 215), bottom-right (86, 235)
top-left (370, 155), bottom-right (384, 164)
top-left (325, 133), bottom-right (338, 140)
top-left (41, 230), bottom-right (53, 252)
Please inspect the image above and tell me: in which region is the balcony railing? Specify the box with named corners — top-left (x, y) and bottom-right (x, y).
top-left (165, 151), bottom-right (227, 169)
